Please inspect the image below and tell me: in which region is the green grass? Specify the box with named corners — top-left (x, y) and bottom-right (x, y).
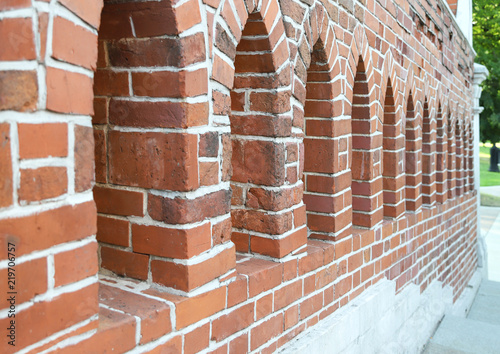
top-left (480, 143), bottom-right (500, 187)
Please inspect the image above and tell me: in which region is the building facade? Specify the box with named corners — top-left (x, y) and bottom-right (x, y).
top-left (0, 0), bottom-right (487, 352)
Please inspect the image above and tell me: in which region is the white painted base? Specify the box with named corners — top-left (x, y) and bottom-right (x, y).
top-left (279, 271), bottom-right (482, 354)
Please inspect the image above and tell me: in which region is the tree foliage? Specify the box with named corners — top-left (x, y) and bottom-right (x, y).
top-left (473, 0), bottom-right (500, 144)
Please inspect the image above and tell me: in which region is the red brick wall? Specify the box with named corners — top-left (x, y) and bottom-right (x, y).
top-left (0, 0), bottom-right (102, 352)
top-left (0, 0), bottom-right (478, 352)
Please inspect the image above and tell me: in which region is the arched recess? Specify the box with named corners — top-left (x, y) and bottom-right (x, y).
top-left (405, 92), bottom-right (422, 211)
top-left (380, 51), bottom-right (405, 220)
top-left (436, 102), bottom-right (448, 203)
top-left (455, 118), bottom-right (464, 195)
top-left (296, 5), bottom-right (351, 242)
top-left (447, 112), bottom-right (456, 198)
top-left (422, 97), bottom-right (437, 206)
top-left (382, 79), bottom-right (405, 219)
top-left (466, 121), bottom-right (474, 191)
top-left (211, 0), bottom-right (307, 259)
top-left (403, 67), bottom-right (423, 212)
top-left (463, 120), bottom-right (472, 191)
top-left (92, 0), bottom-right (239, 294)
top-left (348, 25), bottom-right (381, 229)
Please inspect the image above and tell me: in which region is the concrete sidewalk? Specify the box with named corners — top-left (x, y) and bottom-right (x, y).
top-left (480, 206), bottom-right (500, 281)
top-left (424, 280), bottom-right (500, 354)
top-left (480, 185), bottom-right (500, 198)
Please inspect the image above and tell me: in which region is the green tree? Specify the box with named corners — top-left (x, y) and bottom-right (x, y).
top-left (473, 0), bottom-right (500, 144)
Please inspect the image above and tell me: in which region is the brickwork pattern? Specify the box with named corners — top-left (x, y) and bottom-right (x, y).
top-left (0, 0), bottom-right (479, 352)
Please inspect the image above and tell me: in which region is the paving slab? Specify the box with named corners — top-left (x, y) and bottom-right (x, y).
top-left (424, 315), bottom-right (500, 354)
top-left (476, 280), bottom-right (500, 296)
top-left (467, 281), bottom-right (500, 326)
top-left (479, 206), bottom-right (500, 237)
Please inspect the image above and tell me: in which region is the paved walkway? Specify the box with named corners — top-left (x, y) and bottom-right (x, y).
top-left (480, 185), bottom-right (500, 198)
top-left (480, 205), bottom-right (500, 281)
top-left (424, 280), bottom-right (500, 354)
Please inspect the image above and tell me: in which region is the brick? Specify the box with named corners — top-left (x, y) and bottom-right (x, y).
top-left (92, 97), bottom-right (107, 125)
top-left (96, 215), bottom-right (129, 247)
top-left (246, 186), bottom-right (302, 212)
top-left (249, 227), bottom-right (307, 258)
top-left (231, 114), bottom-right (292, 137)
top-left (52, 17), bottom-right (98, 70)
top-left (237, 258), bottom-right (282, 298)
top-left (250, 314), bottom-right (283, 351)
top-left (94, 130), bottom-right (105, 183)
top-left (274, 279), bottom-right (302, 310)
top-left (222, 133), bottom-right (232, 181)
top-left (215, 24), bottom-right (236, 60)
top-left (212, 54), bottom-right (234, 89)
top-left (93, 69), bottom-right (129, 96)
top-left (0, 257), bottom-right (47, 310)
top-left (335, 276), bottom-right (352, 299)
top-left (46, 67), bottom-right (93, 115)
top-left (99, 284), bottom-right (172, 344)
top-left (93, 186), bottom-right (144, 217)
top-left (147, 336), bottom-right (183, 354)
top-left (304, 138), bottom-right (336, 173)
top-left (284, 305), bottom-right (299, 330)
top-left (109, 100), bottom-right (208, 129)
top-left (54, 242), bottom-right (98, 287)
top-left (108, 131), bottom-right (199, 191)
top-left (232, 209), bottom-right (293, 235)
top-left (145, 286), bottom-right (226, 329)
top-left (200, 161), bottom-right (219, 186)
top-left (0, 0), bottom-right (31, 10)
top-left (249, 91), bottom-right (291, 114)
top-left (0, 70), bottom-right (38, 112)
top-left (228, 275), bottom-right (248, 307)
top-left (132, 223), bottom-right (211, 259)
top-left (200, 132), bottom-right (219, 157)
top-left (132, 69), bottom-right (208, 98)
top-left (0, 17), bottom-right (36, 61)
top-left (256, 293), bottom-right (273, 320)
top-left (100, 1), bottom-right (186, 39)
top-left (185, 323), bottom-right (210, 354)
top-left (74, 125), bottom-right (95, 192)
top-left (212, 217), bottom-right (231, 245)
top-left (100, 246), bottom-right (149, 280)
top-left (230, 333), bottom-right (249, 353)
top-left (212, 302), bottom-right (254, 341)
top-left (300, 293), bottom-right (323, 319)
top-left (59, 0), bottom-right (103, 28)
top-left (19, 166), bottom-right (67, 202)
top-left (148, 189), bottom-right (230, 224)
top-left (108, 33), bottom-right (205, 68)
top-left (151, 244), bottom-right (235, 291)
top-left (213, 90), bottom-right (231, 115)
top-left (18, 123), bottom-right (68, 159)
top-left (299, 245), bottom-right (324, 275)
top-left (232, 139), bottom-right (286, 186)
top-left (0, 124), bottom-right (12, 207)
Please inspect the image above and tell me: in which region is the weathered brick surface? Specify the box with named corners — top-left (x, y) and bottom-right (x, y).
top-left (0, 0), bottom-right (481, 352)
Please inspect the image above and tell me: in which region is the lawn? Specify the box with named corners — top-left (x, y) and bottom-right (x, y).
top-left (479, 143), bottom-right (500, 187)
